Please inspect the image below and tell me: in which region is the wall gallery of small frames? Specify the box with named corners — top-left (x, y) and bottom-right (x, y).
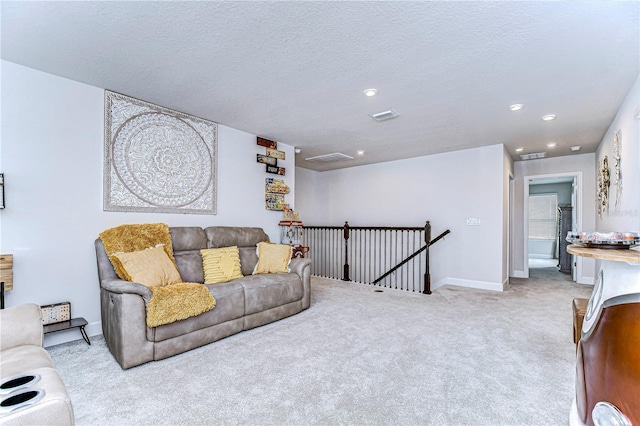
top-left (257, 137), bottom-right (290, 210)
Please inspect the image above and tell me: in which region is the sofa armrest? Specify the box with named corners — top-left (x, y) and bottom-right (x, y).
top-left (0, 303), bottom-right (44, 350)
top-left (289, 258), bottom-right (312, 277)
top-left (101, 279), bottom-right (152, 303)
top-left (289, 258), bottom-right (312, 310)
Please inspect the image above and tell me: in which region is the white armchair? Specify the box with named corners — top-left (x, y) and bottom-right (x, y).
top-left (0, 304), bottom-right (74, 425)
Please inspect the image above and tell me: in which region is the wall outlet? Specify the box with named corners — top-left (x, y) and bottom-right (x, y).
top-left (466, 218), bottom-right (481, 226)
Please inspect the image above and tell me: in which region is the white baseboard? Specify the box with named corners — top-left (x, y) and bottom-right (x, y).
top-left (502, 276), bottom-right (510, 290)
top-left (577, 276), bottom-right (595, 285)
top-left (44, 320), bottom-right (101, 348)
top-left (512, 270), bottom-right (527, 278)
top-left (433, 277), bottom-right (505, 292)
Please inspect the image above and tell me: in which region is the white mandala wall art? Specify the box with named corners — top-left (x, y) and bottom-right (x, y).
top-left (104, 91), bottom-right (217, 214)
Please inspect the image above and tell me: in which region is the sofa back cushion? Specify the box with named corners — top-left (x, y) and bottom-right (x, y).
top-left (170, 227), bottom-right (208, 283)
top-left (205, 227), bottom-right (269, 276)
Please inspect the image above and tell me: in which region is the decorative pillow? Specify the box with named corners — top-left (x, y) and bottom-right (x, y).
top-left (253, 242), bottom-right (292, 274)
top-left (112, 246), bottom-right (183, 287)
top-left (200, 246), bottom-right (243, 284)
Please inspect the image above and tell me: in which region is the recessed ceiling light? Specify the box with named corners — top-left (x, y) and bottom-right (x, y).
top-left (363, 88), bottom-right (377, 97)
top-left (546, 142), bottom-right (557, 148)
top-left (509, 104), bottom-right (524, 111)
top-left (571, 146), bottom-right (581, 152)
top-left (357, 150), bottom-right (365, 155)
top-left (541, 114), bottom-right (556, 121)
top-left (515, 147), bottom-right (524, 152)
top-left (294, 148), bottom-right (302, 154)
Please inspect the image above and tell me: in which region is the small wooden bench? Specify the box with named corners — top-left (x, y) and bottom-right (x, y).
top-left (573, 298), bottom-right (589, 343)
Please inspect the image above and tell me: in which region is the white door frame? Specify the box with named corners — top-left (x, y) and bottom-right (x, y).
top-left (523, 171), bottom-right (583, 280)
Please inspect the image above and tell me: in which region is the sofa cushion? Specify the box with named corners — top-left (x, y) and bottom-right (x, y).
top-left (170, 227), bottom-right (208, 251)
top-left (174, 251), bottom-right (205, 283)
top-left (236, 274), bottom-right (303, 315)
top-left (205, 226), bottom-right (269, 248)
top-left (150, 281), bottom-right (245, 342)
top-left (239, 247), bottom-right (259, 276)
top-left (201, 247), bottom-right (243, 284)
top-left (1, 345), bottom-right (55, 379)
top-left (253, 242), bottom-right (292, 274)
top-left (113, 246), bottom-right (182, 287)
top-left (171, 227), bottom-right (208, 283)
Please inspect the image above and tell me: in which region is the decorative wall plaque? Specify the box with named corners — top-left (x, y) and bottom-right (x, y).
top-left (257, 137), bottom-right (277, 149)
top-left (597, 156), bottom-right (611, 218)
top-left (613, 130), bottom-right (622, 209)
top-left (104, 91), bottom-right (217, 214)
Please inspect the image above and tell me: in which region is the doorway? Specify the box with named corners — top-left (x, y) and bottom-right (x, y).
top-left (523, 172), bottom-right (583, 281)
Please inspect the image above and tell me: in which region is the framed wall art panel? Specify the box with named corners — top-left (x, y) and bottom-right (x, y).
top-left (104, 91), bottom-right (217, 214)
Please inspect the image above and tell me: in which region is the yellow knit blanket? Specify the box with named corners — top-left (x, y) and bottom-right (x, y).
top-left (99, 223), bottom-right (216, 328)
top-left (146, 283), bottom-right (215, 328)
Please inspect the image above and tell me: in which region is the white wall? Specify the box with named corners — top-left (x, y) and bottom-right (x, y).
top-left (595, 74), bottom-right (640, 232)
top-left (293, 166), bottom-right (328, 224)
top-left (296, 144), bottom-right (509, 291)
top-left (0, 61), bottom-right (295, 345)
top-left (512, 153), bottom-right (596, 283)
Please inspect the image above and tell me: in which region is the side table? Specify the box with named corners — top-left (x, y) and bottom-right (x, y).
top-left (43, 317), bottom-right (91, 345)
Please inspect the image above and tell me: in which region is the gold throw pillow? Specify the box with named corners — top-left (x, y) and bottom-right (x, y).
top-left (112, 246), bottom-right (183, 287)
top-left (200, 246), bottom-right (243, 284)
top-left (253, 242), bottom-right (292, 274)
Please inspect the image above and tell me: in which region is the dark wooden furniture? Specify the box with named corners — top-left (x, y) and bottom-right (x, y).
top-left (43, 317), bottom-right (90, 345)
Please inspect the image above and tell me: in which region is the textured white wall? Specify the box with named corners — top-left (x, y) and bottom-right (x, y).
top-left (0, 61), bottom-right (294, 345)
top-left (296, 144), bottom-right (508, 291)
top-left (595, 75), bottom-right (640, 232)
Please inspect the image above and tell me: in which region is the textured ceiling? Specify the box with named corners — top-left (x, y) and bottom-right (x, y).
top-left (2, 1), bottom-right (638, 171)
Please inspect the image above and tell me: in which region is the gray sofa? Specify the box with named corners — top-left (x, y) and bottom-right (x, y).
top-left (95, 226), bottom-right (312, 369)
top-left (0, 304), bottom-right (75, 425)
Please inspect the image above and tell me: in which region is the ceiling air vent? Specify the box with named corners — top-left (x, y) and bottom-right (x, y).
top-left (520, 152), bottom-right (547, 160)
top-left (370, 108), bottom-right (400, 122)
top-left (305, 153), bottom-right (355, 163)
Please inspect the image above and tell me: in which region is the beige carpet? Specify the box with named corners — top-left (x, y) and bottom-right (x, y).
top-left (47, 270), bottom-right (592, 425)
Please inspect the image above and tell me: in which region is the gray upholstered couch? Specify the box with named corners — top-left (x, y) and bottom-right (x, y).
top-left (95, 226), bottom-right (312, 369)
top-left (0, 304), bottom-right (75, 425)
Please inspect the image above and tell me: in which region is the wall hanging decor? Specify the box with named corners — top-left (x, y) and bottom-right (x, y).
top-left (597, 155), bottom-right (611, 218)
top-left (266, 165), bottom-right (286, 175)
top-left (0, 173), bottom-right (4, 209)
top-left (613, 130), bottom-right (622, 209)
top-left (265, 178), bottom-right (289, 210)
top-left (104, 91), bottom-right (217, 214)
top-left (257, 137), bottom-right (277, 149)
top-left (257, 154), bottom-right (277, 166)
top-left (266, 147), bottom-right (286, 160)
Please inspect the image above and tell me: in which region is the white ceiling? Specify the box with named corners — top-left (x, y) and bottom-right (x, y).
top-left (2, 1), bottom-right (638, 171)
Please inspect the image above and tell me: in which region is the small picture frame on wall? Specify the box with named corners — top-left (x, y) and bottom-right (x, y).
top-left (265, 193), bottom-right (286, 210)
top-left (266, 148), bottom-right (285, 160)
top-left (257, 137), bottom-right (277, 149)
top-left (266, 165), bottom-right (285, 175)
top-left (257, 154), bottom-right (277, 166)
